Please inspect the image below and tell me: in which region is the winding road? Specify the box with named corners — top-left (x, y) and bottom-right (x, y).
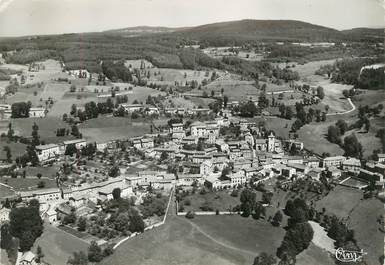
top-left (326, 98), bottom-right (356, 116)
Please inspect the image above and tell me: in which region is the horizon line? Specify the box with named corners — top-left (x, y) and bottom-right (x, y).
top-left (0, 18), bottom-right (384, 38)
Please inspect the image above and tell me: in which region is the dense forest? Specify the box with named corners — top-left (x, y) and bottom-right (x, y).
top-left (330, 58), bottom-right (384, 90)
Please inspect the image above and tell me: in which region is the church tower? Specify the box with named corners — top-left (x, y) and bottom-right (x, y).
top-left (268, 132), bottom-right (275, 152)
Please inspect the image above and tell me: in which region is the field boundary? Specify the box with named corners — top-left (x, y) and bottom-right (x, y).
top-left (113, 186), bottom-right (174, 250)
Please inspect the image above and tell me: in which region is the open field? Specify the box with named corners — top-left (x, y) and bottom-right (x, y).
top-left (22, 165), bottom-right (61, 178)
top-left (0, 176), bottom-right (57, 191)
top-left (180, 190), bottom-right (241, 212)
top-left (347, 198), bottom-right (384, 265)
top-left (296, 243), bottom-right (335, 265)
top-left (203, 75), bottom-right (258, 101)
top-left (316, 186), bottom-right (383, 265)
top-left (79, 116), bottom-right (151, 142)
top-left (298, 121), bottom-right (344, 156)
top-left (316, 186), bottom-right (363, 218)
top-left (0, 63), bottom-right (28, 72)
top-left (102, 215), bottom-right (285, 265)
top-left (146, 68), bottom-right (221, 87)
top-left (0, 184), bottom-right (15, 200)
top-left (11, 117), bottom-right (72, 141)
top-left (33, 224), bottom-right (89, 265)
top-left (0, 139), bottom-right (27, 160)
top-left (342, 127), bottom-right (382, 158)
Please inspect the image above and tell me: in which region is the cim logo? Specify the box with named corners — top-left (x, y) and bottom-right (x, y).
top-left (335, 247), bottom-right (367, 263)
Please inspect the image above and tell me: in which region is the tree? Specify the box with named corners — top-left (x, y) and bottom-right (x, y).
top-left (71, 125), bottom-right (80, 137)
top-left (37, 181), bottom-right (45, 188)
top-left (67, 251), bottom-right (88, 265)
top-left (336, 119), bottom-right (348, 135)
top-left (343, 134), bottom-right (363, 159)
top-left (272, 211), bottom-right (283, 226)
top-left (7, 123), bottom-right (14, 139)
top-left (262, 192), bottom-right (273, 205)
top-left (19, 230), bottom-right (35, 252)
top-left (223, 95), bottom-right (229, 108)
top-left (3, 146), bottom-right (12, 163)
top-left (160, 151), bottom-right (169, 161)
top-left (88, 241), bottom-right (103, 262)
top-left (258, 93), bottom-right (269, 108)
top-left (77, 217), bottom-right (87, 232)
top-left (277, 222), bottom-right (314, 259)
top-left (129, 214), bottom-right (145, 233)
top-left (31, 122), bottom-right (40, 146)
top-left (114, 213), bottom-right (130, 232)
top-left (316, 86), bottom-right (325, 99)
top-left (327, 126), bottom-right (341, 145)
top-left (253, 252), bottom-right (276, 265)
top-left (239, 101), bottom-right (258, 118)
top-left (112, 188), bottom-right (121, 200)
top-left (65, 144), bottom-right (77, 156)
top-left (29, 199), bottom-right (40, 210)
top-left (103, 244), bottom-right (114, 257)
top-left (253, 202), bottom-right (266, 220)
top-left (11, 102), bottom-right (30, 118)
top-left (0, 223), bottom-right (12, 250)
top-left (240, 189), bottom-right (256, 217)
top-left (108, 165), bottom-right (120, 178)
top-left (221, 167), bottom-right (231, 178)
top-left (36, 245), bottom-right (44, 263)
top-left (9, 205), bottom-right (43, 251)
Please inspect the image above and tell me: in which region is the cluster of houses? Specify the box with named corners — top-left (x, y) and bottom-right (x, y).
top-left (119, 103), bottom-right (213, 117)
top-left (35, 139), bottom-right (87, 164)
top-left (3, 115), bottom-right (384, 229)
top-left (128, 117), bottom-right (385, 191)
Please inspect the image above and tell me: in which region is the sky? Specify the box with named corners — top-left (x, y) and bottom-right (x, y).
top-left (0, 0), bottom-right (384, 37)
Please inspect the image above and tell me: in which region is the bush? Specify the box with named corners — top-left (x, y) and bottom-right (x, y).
top-left (186, 211), bottom-right (195, 219)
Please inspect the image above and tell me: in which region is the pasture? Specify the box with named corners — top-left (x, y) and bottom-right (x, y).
top-left (201, 74), bottom-right (258, 101)
top-left (102, 215), bottom-right (285, 265)
top-left (298, 121), bottom-right (344, 156)
top-left (180, 190), bottom-right (240, 212)
top-left (146, 68), bottom-right (221, 87)
top-left (0, 184), bottom-right (15, 200)
top-left (33, 224), bottom-right (89, 265)
top-left (0, 176), bottom-right (57, 191)
top-left (79, 116), bottom-right (151, 143)
top-left (347, 197), bottom-right (384, 265)
top-left (315, 186), bottom-right (383, 265)
top-left (0, 140), bottom-right (27, 160)
top-left (11, 117), bottom-right (70, 140)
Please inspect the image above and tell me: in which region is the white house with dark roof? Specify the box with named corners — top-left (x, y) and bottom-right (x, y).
top-left (29, 107), bottom-right (46, 118)
top-left (35, 143), bottom-right (60, 163)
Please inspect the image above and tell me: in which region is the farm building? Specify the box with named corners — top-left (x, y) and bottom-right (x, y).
top-left (29, 107), bottom-right (46, 118)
